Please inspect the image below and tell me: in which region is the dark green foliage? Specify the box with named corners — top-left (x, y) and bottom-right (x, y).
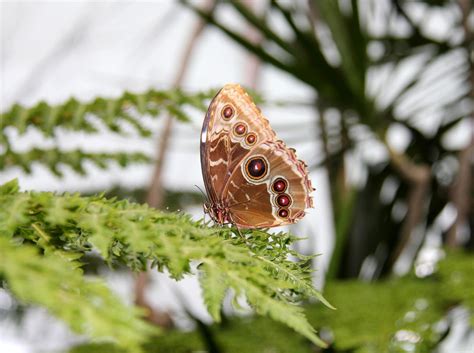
top-left (0, 179), bottom-right (332, 349)
top-left (313, 252), bottom-right (473, 352)
top-left (70, 316), bottom-right (316, 353)
top-left (313, 279), bottom-right (444, 352)
top-left (70, 252), bottom-right (472, 353)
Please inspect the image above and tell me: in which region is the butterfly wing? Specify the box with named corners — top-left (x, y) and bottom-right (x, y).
top-left (223, 140), bottom-right (314, 229)
top-left (200, 84), bottom-right (276, 203)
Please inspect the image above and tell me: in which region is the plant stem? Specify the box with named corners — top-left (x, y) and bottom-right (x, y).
top-left (146, 1), bottom-right (215, 208)
top-left (386, 147), bottom-right (431, 267)
top-left (447, 0), bottom-right (473, 247)
top-left (136, 0), bottom-right (216, 328)
top-left (32, 222), bottom-right (51, 244)
top-left (242, 0), bottom-right (265, 89)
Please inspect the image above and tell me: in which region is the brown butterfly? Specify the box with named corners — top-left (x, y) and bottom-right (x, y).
top-left (200, 84), bottom-right (314, 229)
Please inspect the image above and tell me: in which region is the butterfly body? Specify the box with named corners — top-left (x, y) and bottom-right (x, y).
top-left (203, 200), bottom-right (231, 225)
top-left (200, 84), bottom-right (314, 229)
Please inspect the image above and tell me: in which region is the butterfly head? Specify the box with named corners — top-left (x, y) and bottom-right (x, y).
top-left (204, 202), bottom-right (231, 226)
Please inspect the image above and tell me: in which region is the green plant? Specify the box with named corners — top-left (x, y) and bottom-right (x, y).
top-left (0, 88), bottom-right (214, 175)
top-left (0, 178), bottom-right (333, 350)
top-left (68, 251), bottom-right (473, 353)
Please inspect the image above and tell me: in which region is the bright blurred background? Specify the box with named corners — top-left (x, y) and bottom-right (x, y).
top-left (0, 1), bottom-right (473, 352)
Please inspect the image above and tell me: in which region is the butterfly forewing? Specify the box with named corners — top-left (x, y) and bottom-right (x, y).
top-left (200, 84), bottom-right (276, 202)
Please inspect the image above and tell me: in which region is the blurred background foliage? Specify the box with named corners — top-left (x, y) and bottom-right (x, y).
top-left (0, 88), bottom-right (213, 175)
top-left (184, 0), bottom-right (473, 279)
top-left (1, 0), bottom-right (473, 352)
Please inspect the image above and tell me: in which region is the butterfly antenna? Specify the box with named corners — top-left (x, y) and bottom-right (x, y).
top-left (194, 185), bottom-right (209, 203)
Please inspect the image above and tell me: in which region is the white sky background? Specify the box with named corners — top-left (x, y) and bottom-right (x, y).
top-left (0, 1), bottom-right (471, 352)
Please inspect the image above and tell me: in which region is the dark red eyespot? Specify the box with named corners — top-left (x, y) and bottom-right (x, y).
top-left (234, 123), bottom-right (246, 135)
top-left (246, 133), bottom-right (256, 145)
top-left (277, 194), bottom-right (291, 207)
top-left (222, 105), bottom-right (234, 119)
top-left (246, 157), bottom-right (268, 180)
top-left (278, 209), bottom-right (289, 218)
top-left (272, 178), bottom-right (287, 193)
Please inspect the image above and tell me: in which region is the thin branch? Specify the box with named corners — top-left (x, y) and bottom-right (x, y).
top-left (447, 0), bottom-right (473, 247)
top-left (230, 0), bottom-right (295, 55)
top-left (389, 173), bottom-right (430, 267)
top-left (137, 0), bottom-right (216, 328)
top-left (134, 270), bottom-right (173, 328)
top-left (387, 146), bottom-right (431, 184)
top-left (242, 0), bottom-right (265, 89)
top-left (386, 146), bottom-right (431, 266)
top-left (146, 0), bottom-right (215, 209)
top-left (32, 223), bottom-right (51, 243)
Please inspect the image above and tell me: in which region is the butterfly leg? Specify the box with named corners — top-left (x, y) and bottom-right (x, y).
top-left (227, 214), bottom-right (245, 240)
top-left (234, 225), bottom-right (244, 239)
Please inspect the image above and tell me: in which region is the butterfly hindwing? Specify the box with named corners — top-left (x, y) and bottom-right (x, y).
top-left (223, 140), bottom-right (313, 229)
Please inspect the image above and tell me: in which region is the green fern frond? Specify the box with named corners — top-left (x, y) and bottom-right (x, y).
top-left (199, 262), bottom-right (228, 322)
top-left (0, 88), bottom-right (214, 176)
top-left (1, 88), bottom-right (215, 137)
top-left (239, 274), bottom-right (327, 348)
top-left (0, 148), bottom-right (151, 176)
top-left (0, 237), bottom-right (155, 351)
top-left (0, 179), bottom-right (332, 349)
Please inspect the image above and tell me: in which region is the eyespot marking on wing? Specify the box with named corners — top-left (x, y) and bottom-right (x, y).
top-left (222, 104), bottom-right (235, 120)
top-left (233, 123), bottom-right (247, 136)
top-left (245, 133), bottom-right (257, 145)
top-left (245, 156), bottom-right (268, 180)
top-left (276, 194), bottom-right (292, 207)
top-left (272, 178), bottom-right (287, 193)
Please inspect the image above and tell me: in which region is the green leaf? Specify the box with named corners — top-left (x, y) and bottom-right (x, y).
top-left (0, 180), bottom-right (332, 348)
top-left (0, 178), bottom-right (19, 195)
top-left (199, 262), bottom-right (228, 322)
top-left (0, 88), bottom-right (215, 137)
top-left (0, 237), bottom-right (155, 351)
top-left (0, 148), bottom-right (151, 176)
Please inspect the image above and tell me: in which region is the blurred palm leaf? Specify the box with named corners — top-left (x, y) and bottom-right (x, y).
top-left (185, 0), bottom-right (472, 277)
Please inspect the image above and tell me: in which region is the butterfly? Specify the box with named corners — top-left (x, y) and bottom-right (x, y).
top-left (200, 84), bottom-right (314, 229)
